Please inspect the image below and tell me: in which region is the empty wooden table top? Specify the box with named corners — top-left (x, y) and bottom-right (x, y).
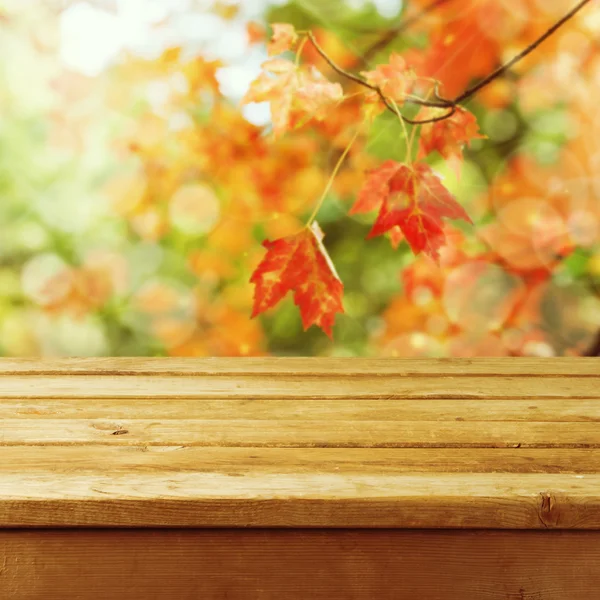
top-left (1, 357), bottom-right (599, 529)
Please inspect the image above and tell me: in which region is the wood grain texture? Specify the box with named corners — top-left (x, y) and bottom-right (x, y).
top-left (3, 397), bottom-right (600, 421)
top-left (3, 446), bottom-right (599, 474)
top-left (2, 529), bottom-right (600, 600)
top-left (2, 358), bottom-right (600, 529)
top-left (0, 374), bottom-right (597, 398)
top-left (2, 472), bottom-right (600, 528)
top-left (4, 418), bottom-right (600, 447)
top-left (0, 356), bottom-right (597, 376)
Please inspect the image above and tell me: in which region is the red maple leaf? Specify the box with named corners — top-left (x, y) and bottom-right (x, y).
top-left (351, 160), bottom-right (472, 261)
top-left (250, 221), bottom-right (344, 337)
top-left (417, 106), bottom-right (485, 176)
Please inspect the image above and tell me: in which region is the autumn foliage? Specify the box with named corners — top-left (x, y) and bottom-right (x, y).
top-left (241, 18), bottom-right (489, 334)
top-left (251, 222), bottom-right (343, 338)
top-left (2, 0), bottom-right (600, 357)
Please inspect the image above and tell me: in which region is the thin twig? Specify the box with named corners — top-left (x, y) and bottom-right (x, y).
top-left (307, 32), bottom-right (371, 89)
top-left (309, 0), bottom-right (593, 127)
top-left (454, 0), bottom-right (593, 104)
top-left (307, 32), bottom-right (450, 111)
top-left (403, 105), bottom-right (456, 125)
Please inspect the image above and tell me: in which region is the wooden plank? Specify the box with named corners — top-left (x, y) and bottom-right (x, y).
top-left (0, 375), bottom-right (597, 398)
top-left (1, 446), bottom-right (599, 475)
top-left (3, 397), bottom-right (600, 421)
top-left (0, 356), bottom-right (597, 376)
top-left (2, 358), bottom-right (598, 535)
top-left (4, 418), bottom-right (600, 447)
top-left (1, 472), bottom-right (600, 528)
top-left (2, 529), bottom-right (600, 600)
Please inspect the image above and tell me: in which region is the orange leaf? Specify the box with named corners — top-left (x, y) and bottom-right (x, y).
top-left (243, 59), bottom-right (343, 137)
top-left (352, 160), bottom-right (472, 261)
top-left (267, 23), bottom-right (298, 56)
top-left (242, 58), bottom-right (295, 137)
top-left (246, 21), bottom-right (266, 46)
top-left (295, 66), bottom-right (344, 119)
top-left (417, 106), bottom-right (485, 177)
top-left (250, 221), bottom-right (344, 337)
top-left (360, 53), bottom-right (415, 105)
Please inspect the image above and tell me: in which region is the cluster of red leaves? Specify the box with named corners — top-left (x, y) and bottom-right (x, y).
top-left (247, 23), bottom-right (483, 336)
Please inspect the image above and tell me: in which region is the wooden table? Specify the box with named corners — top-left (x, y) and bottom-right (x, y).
top-left (1, 358), bottom-right (599, 599)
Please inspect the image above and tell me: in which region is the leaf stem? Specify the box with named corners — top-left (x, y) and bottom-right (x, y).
top-left (407, 86), bottom-right (435, 159)
top-left (306, 127), bottom-right (361, 227)
top-left (295, 36), bottom-right (308, 67)
top-left (391, 98), bottom-right (412, 164)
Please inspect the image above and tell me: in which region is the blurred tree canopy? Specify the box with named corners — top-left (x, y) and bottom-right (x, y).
top-left (0, 0), bottom-right (599, 357)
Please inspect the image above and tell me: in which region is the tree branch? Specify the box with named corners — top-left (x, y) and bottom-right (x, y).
top-left (307, 31), bottom-right (451, 115)
top-left (454, 0), bottom-right (593, 104)
top-left (308, 0), bottom-right (593, 127)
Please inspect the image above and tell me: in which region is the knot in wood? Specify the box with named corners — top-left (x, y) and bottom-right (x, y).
top-left (538, 492), bottom-right (560, 528)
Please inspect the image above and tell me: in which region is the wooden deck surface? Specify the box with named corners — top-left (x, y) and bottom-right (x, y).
top-left (1, 357), bottom-right (599, 529)
top-left (2, 358), bottom-right (600, 599)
